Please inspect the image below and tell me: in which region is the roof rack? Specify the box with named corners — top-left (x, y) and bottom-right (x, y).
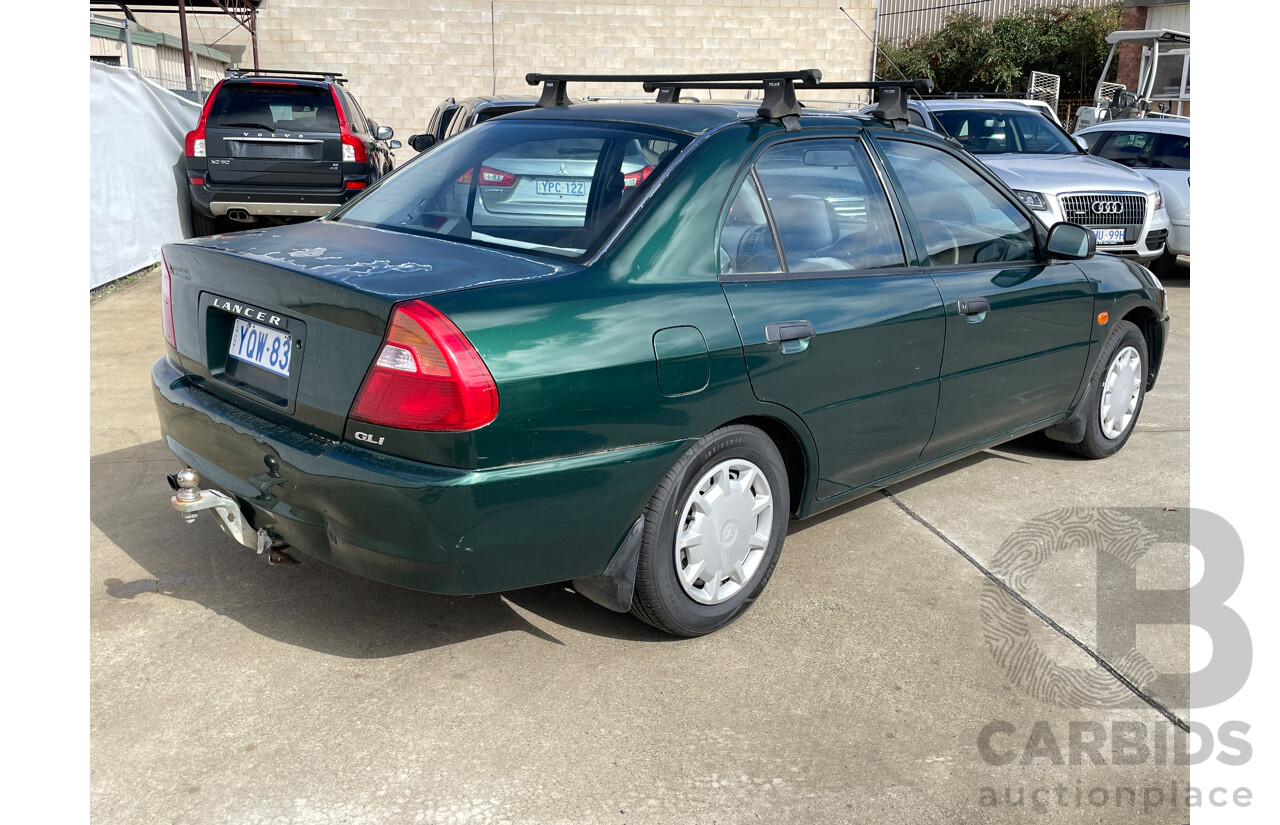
top-left (524, 71), bottom-right (933, 132)
top-left (225, 68), bottom-right (347, 85)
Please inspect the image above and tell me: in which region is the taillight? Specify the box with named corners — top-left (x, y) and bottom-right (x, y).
top-left (160, 253), bottom-right (176, 347)
top-left (456, 166), bottom-right (517, 187)
top-left (350, 300), bottom-right (499, 431)
top-left (184, 79), bottom-right (222, 158)
top-left (330, 85), bottom-right (368, 163)
top-left (341, 133), bottom-right (367, 163)
top-left (623, 165), bottom-right (654, 188)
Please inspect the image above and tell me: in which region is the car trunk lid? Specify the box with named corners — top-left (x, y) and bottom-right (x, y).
top-left (162, 220), bottom-right (577, 441)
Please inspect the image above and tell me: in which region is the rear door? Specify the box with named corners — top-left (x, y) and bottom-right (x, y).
top-left (873, 136), bottom-right (1094, 461)
top-left (718, 136), bottom-right (946, 501)
top-left (203, 81), bottom-right (344, 187)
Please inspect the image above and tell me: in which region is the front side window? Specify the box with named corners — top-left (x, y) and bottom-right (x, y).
top-left (747, 138), bottom-right (905, 272)
top-left (1093, 131), bottom-right (1157, 168)
top-left (335, 121), bottom-right (689, 260)
top-left (878, 139), bottom-right (1037, 267)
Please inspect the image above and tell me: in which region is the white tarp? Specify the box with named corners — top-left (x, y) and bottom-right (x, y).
top-left (89, 61), bottom-right (200, 289)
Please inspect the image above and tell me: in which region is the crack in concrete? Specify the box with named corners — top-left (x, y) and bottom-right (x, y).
top-left (880, 489), bottom-right (1190, 733)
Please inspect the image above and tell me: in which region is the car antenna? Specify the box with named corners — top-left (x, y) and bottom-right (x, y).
top-left (837, 6), bottom-right (956, 142)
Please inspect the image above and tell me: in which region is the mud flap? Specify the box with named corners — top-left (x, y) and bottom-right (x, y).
top-left (572, 516), bottom-right (644, 613)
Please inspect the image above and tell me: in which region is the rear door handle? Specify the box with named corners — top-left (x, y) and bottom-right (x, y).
top-left (764, 320), bottom-right (815, 342)
top-left (764, 320), bottom-right (815, 354)
top-left (957, 298), bottom-right (990, 316)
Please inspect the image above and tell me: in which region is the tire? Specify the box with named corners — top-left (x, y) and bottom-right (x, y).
top-left (1066, 320), bottom-right (1148, 459)
top-left (1149, 250), bottom-right (1177, 279)
top-left (190, 209), bottom-right (222, 237)
top-left (630, 424), bottom-right (790, 637)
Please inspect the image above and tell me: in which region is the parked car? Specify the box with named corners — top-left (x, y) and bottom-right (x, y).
top-left (407, 95), bottom-right (539, 152)
top-left (155, 73), bottom-right (1168, 637)
top-left (183, 69), bottom-right (400, 236)
top-left (870, 99), bottom-right (1171, 266)
top-left (1074, 117), bottom-right (1190, 276)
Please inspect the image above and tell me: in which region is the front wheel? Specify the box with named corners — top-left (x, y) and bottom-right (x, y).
top-left (630, 425), bottom-right (790, 637)
top-left (1066, 320), bottom-right (1148, 459)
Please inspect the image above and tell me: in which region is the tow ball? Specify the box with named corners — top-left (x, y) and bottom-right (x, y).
top-left (166, 468), bottom-right (299, 564)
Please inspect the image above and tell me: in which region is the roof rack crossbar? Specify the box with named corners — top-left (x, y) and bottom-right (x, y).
top-left (225, 67), bottom-right (347, 84)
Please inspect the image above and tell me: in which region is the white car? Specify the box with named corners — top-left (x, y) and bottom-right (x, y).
top-left (1074, 117), bottom-right (1189, 276)
top-left (874, 99), bottom-right (1172, 266)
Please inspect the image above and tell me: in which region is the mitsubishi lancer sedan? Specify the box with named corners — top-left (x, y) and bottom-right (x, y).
top-left (154, 71), bottom-right (1169, 637)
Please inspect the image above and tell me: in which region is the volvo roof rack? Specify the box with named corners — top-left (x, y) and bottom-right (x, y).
top-left (524, 71), bottom-right (933, 131)
top-left (225, 68), bottom-right (347, 84)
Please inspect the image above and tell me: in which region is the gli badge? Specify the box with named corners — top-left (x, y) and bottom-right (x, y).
top-left (353, 431), bottom-right (385, 446)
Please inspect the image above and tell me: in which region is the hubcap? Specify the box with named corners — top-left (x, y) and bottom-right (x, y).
top-left (1099, 345), bottom-right (1142, 439)
top-left (674, 458), bottom-right (774, 605)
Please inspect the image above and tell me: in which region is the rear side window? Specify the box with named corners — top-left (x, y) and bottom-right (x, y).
top-left (749, 138), bottom-right (905, 272)
top-left (1093, 131), bottom-right (1157, 167)
top-left (878, 139), bottom-right (1037, 267)
top-left (335, 120), bottom-right (690, 261)
top-left (207, 84), bottom-right (338, 132)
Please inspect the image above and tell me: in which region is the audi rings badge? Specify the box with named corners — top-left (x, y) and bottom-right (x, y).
top-left (1091, 200), bottom-right (1125, 215)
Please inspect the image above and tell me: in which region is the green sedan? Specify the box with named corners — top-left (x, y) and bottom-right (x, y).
top-left (153, 72), bottom-right (1169, 636)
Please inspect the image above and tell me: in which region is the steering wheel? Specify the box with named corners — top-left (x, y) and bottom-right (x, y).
top-left (918, 220), bottom-right (960, 266)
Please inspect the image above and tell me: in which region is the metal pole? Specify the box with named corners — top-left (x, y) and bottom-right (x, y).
top-left (177, 0), bottom-right (194, 91)
top-left (872, 1), bottom-right (883, 81)
top-left (251, 4), bottom-right (260, 69)
top-left (122, 16), bottom-right (135, 69)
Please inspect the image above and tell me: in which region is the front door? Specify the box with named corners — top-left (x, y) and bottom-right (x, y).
top-left (873, 137), bottom-right (1095, 462)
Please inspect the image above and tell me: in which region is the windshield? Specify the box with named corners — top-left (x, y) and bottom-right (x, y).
top-left (933, 109), bottom-right (1080, 155)
top-left (334, 120), bottom-right (688, 260)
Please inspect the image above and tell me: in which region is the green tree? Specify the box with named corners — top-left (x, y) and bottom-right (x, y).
top-left (877, 3), bottom-right (1122, 99)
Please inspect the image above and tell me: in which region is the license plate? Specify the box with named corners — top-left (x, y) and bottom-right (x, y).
top-left (1094, 228), bottom-right (1126, 245)
top-left (535, 179), bottom-right (587, 196)
top-left (229, 318), bottom-right (292, 378)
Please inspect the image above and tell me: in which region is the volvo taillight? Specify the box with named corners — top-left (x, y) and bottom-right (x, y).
top-left (330, 86), bottom-right (368, 163)
top-left (160, 252), bottom-right (176, 347)
top-left (349, 301), bottom-right (498, 431)
top-left (184, 79), bottom-right (223, 158)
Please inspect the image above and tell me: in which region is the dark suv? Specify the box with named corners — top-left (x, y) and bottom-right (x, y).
top-left (406, 95), bottom-right (538, 152)
top-left (183, 69), bottom-right (399, 235)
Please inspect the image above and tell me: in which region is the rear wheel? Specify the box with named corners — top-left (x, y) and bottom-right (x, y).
top-left (630, 425), bottom-right (789, 637)
top-left (190, 209), bottom-right (222, 237)
top-left (1065, 320), bottom-right (1147, 459)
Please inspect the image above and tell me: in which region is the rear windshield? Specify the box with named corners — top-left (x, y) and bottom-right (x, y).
top-left (933, 109), bottom-right (1080, 155)
top-left (333, 120), bottom-right (690, 260)
top-left (207, 84), bottom-right (338, 132)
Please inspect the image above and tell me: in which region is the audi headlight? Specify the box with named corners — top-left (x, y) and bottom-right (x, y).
top-left (1152, 189), bottom-right (1164, 211)
top-left (1013, 190), bottom-right (1049, 211)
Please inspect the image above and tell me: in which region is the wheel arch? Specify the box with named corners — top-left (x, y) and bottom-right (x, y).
top-left (721, 413), bottom-right (815, 517)
top-left (1121, 304), bottom-right (1164, 390)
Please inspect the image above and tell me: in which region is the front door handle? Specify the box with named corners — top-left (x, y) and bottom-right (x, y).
top-left (764, 320), bottom-right (815, 354)
top-left (957, 297), bottom-right (990, 323)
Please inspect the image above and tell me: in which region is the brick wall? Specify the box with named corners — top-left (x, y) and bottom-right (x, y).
top-left (132, 0), bottom-right (876, 151)
top-left (1116, 4), bottom-right (1148, 92)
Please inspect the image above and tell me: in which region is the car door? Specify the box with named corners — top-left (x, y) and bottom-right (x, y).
top-left (718, 136), bottom-right (946, 501)
top-left (873, 137), bottom-right (1095, 462)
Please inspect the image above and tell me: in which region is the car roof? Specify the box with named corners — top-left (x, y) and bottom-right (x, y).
top-left (909, 98), bottom-right (1051, 113)
top-left (1076, 118), bottom-right (1191, 136)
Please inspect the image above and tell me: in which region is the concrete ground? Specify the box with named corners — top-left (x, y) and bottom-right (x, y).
top-left (91, 263), bottom-right (1192, 824)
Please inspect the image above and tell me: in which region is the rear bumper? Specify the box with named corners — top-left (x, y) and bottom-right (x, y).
top-left (189, 182), bottom-right (356, 219)
top-left (151, 356), bottom-right (686, 595)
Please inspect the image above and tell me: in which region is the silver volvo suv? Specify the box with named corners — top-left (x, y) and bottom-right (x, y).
top-left (888, 99), bottom-right (1171, 265)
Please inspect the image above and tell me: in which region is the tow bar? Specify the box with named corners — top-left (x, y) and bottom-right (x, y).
top-left (167, 468), bottom-right (299, 564)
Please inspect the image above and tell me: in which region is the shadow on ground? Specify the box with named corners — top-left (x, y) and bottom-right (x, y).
top-left (91, 440), bottom-right (675, 658)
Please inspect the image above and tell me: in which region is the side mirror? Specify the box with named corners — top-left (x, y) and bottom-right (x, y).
top-left (389, 140), bottom-right (402, 150)
top-left (1074, 135), bottom-right (1089, 151)
top-left (408, 134), bottom-right (436, 153)
top-left (375, 125), bottom-right (394, 141)
top-left (1046, 222), bottom-right (1096, 261)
